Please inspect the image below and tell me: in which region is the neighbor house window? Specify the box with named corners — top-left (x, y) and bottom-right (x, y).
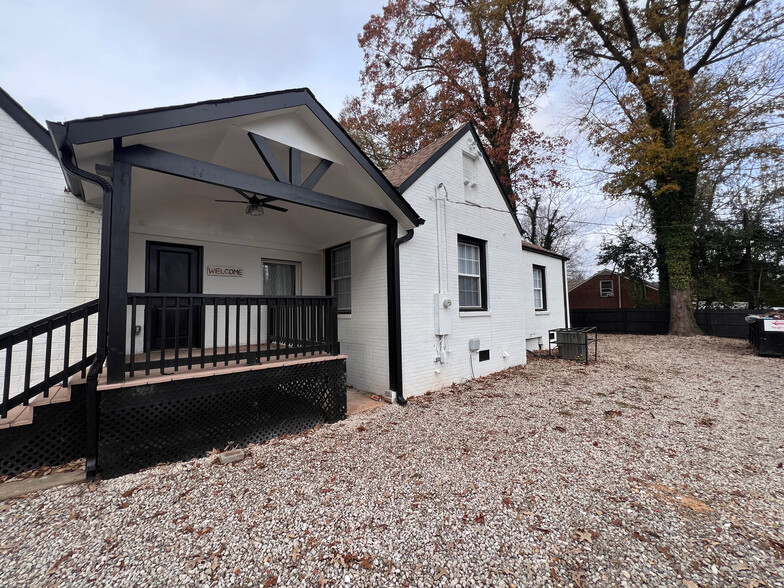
top-left (328, 243), bottom-right (351, 313)
top-left (457, 235), bottom-right (487, 310)
top-left (262, 261), bottom-right (297, 296)
top-left (533, 265), bottom-right (547, 311)
top-left (600, 279), bottom-right (614, 297)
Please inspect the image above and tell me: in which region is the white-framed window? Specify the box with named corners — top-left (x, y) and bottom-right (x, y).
top-left (458, 235), bottom-right (486, 310)
top-left (600, 279), bottom-right (614, 297)
top-left (533, 265), bottom-right (546, 310)
top-left (462, 151), bottom-right (478, 187)
top-left (262, 260), bottom-right (298, 296)
top-left (329, 243), bottom-right (351, 313)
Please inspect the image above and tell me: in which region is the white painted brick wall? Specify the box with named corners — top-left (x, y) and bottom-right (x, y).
top-left (398, 134), bottom-right (527, 397)
top-left (0, 107), bottom-right (102, 398)
top-left (336, 228), bottom-right (389, 394)
top-left (522, 250), bottom-right (569, 350)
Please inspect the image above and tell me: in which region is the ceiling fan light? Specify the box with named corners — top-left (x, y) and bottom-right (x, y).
top-left (245, 203), bottom-right (264, 216)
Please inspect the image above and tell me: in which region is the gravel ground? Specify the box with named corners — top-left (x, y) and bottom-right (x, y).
top-left (1, 334), bottom-right (782, 587)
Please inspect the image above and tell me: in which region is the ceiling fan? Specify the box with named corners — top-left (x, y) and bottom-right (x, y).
top-left (215, 190), bottom-right (289, 216)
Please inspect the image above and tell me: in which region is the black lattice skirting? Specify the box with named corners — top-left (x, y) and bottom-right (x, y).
top-left (0, 385), bottom-right (87, 478)
top-left (98, 358), bottom-right (346, 478)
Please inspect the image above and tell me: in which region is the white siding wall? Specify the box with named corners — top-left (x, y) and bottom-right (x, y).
top-left (0, 106), bottom-right (102, 398)
top-left (523, 250), bottom-right (569, 351)
top-left (398, 133), bottom-right (527, 397)
top-left (335, 228), bottom-right (389, 394)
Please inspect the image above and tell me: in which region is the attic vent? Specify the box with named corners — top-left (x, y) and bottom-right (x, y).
top-left (462, 151), bottom-right (478, 188)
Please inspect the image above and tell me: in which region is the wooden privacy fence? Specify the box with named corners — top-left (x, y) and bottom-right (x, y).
top-left (570, 308), bottom-right (771, 338)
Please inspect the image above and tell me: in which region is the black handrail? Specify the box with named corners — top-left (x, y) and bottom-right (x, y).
top-left (0, 300), bottom-right (99, 418)
top-left (125, 294), bottom-right (339, 377)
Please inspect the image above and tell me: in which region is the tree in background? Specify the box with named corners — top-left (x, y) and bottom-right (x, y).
top-left (597, 224), bottom-right (659, 306)
top-left (341, 0), bottom-right (577, 253)
top-left (565, 0), bottom-right (784, 334)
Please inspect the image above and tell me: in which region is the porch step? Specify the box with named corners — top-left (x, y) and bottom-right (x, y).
top-left (0, 405), bottom-right (34, 429)
top-left (1, 384), bottom-right (73, 429)
top-left (30, 384), bottom-right (71, 407)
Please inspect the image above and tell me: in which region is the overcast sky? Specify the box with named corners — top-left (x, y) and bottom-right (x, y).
top-left (0, 0), bottom-right (630, 272)
top-left (0, 0), bottom-right (387, 124)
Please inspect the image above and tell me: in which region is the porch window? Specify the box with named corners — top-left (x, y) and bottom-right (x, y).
top-left (457, 235), bottom-right (487, 311)
top-left (329, 244), bottom-right (351, 313)
top-left (533, 265), bottom-right (547, 311)
top-left (600, 279), bottom-right (614, 297)
top-left (262, 261), bottom-right (297, 296)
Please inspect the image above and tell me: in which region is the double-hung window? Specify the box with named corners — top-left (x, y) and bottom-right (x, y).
top-left (457, 235), bottom-right (487, 311)
top-left (533, 265), bottom-right (547, 311)
top-left (600, 279), bottom-right (614, 297)
top-left (328, 243), bottom-right (351, 313)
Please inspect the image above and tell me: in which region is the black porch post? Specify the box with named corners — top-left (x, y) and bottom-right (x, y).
top-left (106, 159), bottom-right (132, 383)
top-left (386, 223), bottom-right (402, 399)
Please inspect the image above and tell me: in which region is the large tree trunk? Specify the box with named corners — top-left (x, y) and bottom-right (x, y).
top-left (664, 171), bottom-right (702, 336)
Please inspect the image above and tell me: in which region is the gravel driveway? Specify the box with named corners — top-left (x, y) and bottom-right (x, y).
top-left (1, 334), bottom-right (782, 587)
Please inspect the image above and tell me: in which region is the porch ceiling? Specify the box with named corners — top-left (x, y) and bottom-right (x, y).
top-left (65, 99), bottom-right (420, 229)
top-left (128, 167), bottom-right (380, 251)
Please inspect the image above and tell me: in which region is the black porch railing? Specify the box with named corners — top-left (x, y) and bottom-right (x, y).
top-left (0, 300), bottom-right (99, 418)
top-left (126, 294), bottom-right (339, 377)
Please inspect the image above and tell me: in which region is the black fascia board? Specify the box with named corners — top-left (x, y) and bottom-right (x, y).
top-left (0, 86), bottom-right (57, 157)
top-left (115, 144), bottom-right (396, 225)
top-left (62, 88), bottom-right (311, 145)
top-left (521, 241), bottom-right (570, 261)
top-left (57, 87), bottom-right (424, 228)
top-left (298, 91), bottom-right (424, 228)
top-left (398, 123), bottom-right (472, 194)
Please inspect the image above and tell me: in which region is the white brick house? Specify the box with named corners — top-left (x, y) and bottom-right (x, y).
top-left (0, 90), bottom-right (569, 477)
top-left (385, 123), bottom-right (569, 397)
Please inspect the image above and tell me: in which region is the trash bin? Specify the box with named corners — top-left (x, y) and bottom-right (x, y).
top-left (548, 327), bottom-right (598, 364)
top-left (746, 312), bottom-right (784, 357)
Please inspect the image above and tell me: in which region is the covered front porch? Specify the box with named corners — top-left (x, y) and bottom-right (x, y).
top-left (44, 89), bottom-right (423, 477)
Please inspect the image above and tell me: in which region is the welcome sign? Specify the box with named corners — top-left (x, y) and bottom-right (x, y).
top-left (207, 266), bottom-right (243, 278)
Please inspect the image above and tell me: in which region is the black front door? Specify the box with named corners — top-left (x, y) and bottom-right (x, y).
top-left (146, 242), bottom-right (203, 350)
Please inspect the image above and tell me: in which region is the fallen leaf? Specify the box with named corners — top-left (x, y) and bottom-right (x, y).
top-left (262, 576), bottom-right (277, 587)
top-left (732, 563), bottom-right (750, 571)
top-left (553, 426), bottom-right (567, 433)
top-left (47, 551), bottom-right (74, 575)
top-left (682, 580), bottom-right (698, 588)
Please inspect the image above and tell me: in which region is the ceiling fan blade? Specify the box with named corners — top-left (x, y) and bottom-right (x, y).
top-left (233, 189), bottom-right (252, 201)
top-left (262, 203), bottom-right (288, 213)
top-left (214, 199), bottom-right (248, 203)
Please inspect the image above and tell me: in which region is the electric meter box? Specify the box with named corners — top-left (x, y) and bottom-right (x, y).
top-left (434, 293), bottom-right (453, 335)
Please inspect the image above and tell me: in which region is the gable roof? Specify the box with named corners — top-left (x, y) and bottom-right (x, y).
top-left (0, 86), bottom-right (57, 157)
top-left (48, 88), bottom-right (424, 227)
top-left (384, 125), bottom-right (467, 191)
top-left (383, 122), bottom-right (524, 236)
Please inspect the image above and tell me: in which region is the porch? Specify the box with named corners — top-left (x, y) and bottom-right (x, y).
top-left (0, 89), bottom-right (423, 479)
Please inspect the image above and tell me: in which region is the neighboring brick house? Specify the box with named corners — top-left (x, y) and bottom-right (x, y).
top-left (569, 268), bottom-right (659, 309)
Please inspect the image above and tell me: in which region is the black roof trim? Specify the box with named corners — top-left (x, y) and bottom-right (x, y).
top-left (0, 86), bottom-right (57, 157)
top-left (50, 87), bottom-right (423, 227)
top-left (398, 123), bottom-right (472, 193)
top-left (521, 241), bottom-right (569, 261)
